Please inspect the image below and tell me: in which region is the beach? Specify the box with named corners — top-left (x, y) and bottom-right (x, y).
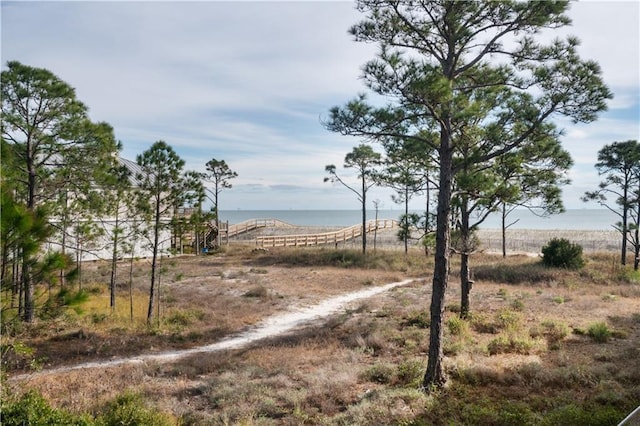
top-left (227, 224), bottom-right (625, 255)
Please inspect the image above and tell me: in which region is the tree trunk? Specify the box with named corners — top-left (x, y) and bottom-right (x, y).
top-left (425, 180), bottom-right (430, 256)
top-left (21, 259), bottom-right (33, 323)
top-left (110, 204), bottom-right (120, 310)
top-left (129, 241), bottom-right (135, 322)
top-left (460, 196), bottom-right (471, 319)
top-left (147, 197), bottom-right (161, 323)
top-left (12, 248), bottom-right (19, 309)
top-left (361, 177), bottom-right (367, 254)
top-left (634, 185), bottom-right (639, 271)
top-left (423, 123), bottom-right (452, 391)
top-left (621, 184), bottom-right (628, 265)
top-left (501, 202), bottom-right (507, 258)
top-left (404, 187), bottom-right (409, 254)
top-left (373, 204), bottom-right (379, 252)
top-left (215, 186), bottom-right (221, 248)
top-left (23, 143), bottom-right (36, 323)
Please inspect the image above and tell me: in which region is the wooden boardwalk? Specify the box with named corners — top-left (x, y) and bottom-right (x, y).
top-left (254, 219), bottom-right (398, 248)
top-left (224, 218), bottom-right (294, 238)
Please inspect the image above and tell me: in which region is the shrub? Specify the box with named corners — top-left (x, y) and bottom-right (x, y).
top-left (511, 298), bottom-right (525, 311)
top-left (96, 392), bottom-right (174, 426)
top-left (532, 320), bottom-right (570, 350)
top-left (496, 309), bottom-right (522, 333)
top-left (361, 363), bottom-right (394, 384)
top-left (446, 316), bottom-right (468, 336)
top-left (0, 390), bottom-right (92, 426)
top-left (540, 403), bottom-right (625, 426)
top-left (402, 310), bottom-right (430, 329)
top-left (587, 322), bottom-right (612, 343)
top-left (541, 238), bottom-right (585, 269)
top-left (243, 285), bottom-right (268, 298)
top-left (395, 359), bottom-right (424, 387)
top-left (487, 336), bottom-right (535, 355)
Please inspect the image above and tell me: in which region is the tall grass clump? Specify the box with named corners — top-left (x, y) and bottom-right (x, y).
top-left (587, 322), bottom-right (612, 343)
top-left (541, 238), bottom-right (585, 269)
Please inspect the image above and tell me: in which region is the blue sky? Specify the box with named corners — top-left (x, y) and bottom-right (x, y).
top-left (2, 1), bottom-right (638, 211)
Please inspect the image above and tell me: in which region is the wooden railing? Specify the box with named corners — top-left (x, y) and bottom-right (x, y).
top-left (255, 219), bottom-right (398, 248)
top-left (226, 219), bottom-right (294, 238)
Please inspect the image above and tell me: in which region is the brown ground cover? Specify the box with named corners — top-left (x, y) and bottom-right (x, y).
top-left (3, 244), bottom-right (640, 425)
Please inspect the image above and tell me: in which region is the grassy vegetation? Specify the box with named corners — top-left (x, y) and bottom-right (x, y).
top-left (2, 245), bottom-right (639, 425)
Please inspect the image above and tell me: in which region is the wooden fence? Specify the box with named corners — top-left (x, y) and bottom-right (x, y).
top-left (255, 219), bottom-right (398, 248)
top-left (225, 219), bottom-right (293, 239)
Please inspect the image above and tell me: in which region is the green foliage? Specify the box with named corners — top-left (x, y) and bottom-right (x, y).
top-left (446, 315), bottom-right (468, 336)
top-left (0, 341), bottom-right (40, 372)
top-left (395, 359), bottom-right (424, 387)
top-left (0, 390), bottom-right (93, 426)
top-left (587, 322), bottom-right (612, 343)
top-left (325, 144), bottom-right (383, 253)
top-left (496, 308), bottom-right (522, 333)
top-left (460, 400), bottom-right (540, 426)
top-left (615, 266), bottom-right (640, 284)
top-left (96, 392), bottom-right (174, 426)
top-left (361, 363), bottom-right (394, 384)
top-left (450, 229), bottom-right (480, 254)
top-left (402, 310), bottom-right (430, 329)
top-left (540, 403), bottom-right (625, 426)
top-left (531, 320), bottom-right (570, 350)
top-left (487, 336), bottom-right (535, 355)
top-left (164, 309), bottom-right (205, 329)
top-left (511, 298), bottom-right (525, 311)
top-left (582, 140), bottom-right (640, 268)
top-left (541, 238), bottom-right (585, 269)
top-left (39, 288), bottom-right (89, 320)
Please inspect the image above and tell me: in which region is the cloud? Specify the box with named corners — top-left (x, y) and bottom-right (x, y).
top-left (2, 0), bottom-right (638, 211)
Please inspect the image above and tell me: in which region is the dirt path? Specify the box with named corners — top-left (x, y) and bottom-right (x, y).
top-left (11, 278), bottom-right (416, 381)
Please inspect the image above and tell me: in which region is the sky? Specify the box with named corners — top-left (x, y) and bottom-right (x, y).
top-left (2, 1), bottom-right (638, 211)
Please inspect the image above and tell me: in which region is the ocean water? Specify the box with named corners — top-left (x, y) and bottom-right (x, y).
top-left (219, 209), bottom-right (620, 231)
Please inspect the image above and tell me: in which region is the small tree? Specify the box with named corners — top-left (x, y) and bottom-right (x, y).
top-left (135, 141), bottom-right (187, 323)
top-left (583, 140), bottom-right (640, 268)
top-left (101, 161), bottom-right (133, 310)
top-left (379, 138), bottom-right (435, 253)
top-left (325, 144), bottom-right (382, 253)
top-left (204, 159), bottom-right (237, 246)
top-left (495, 135), bottom-right (572, 258)
top-left (541, 238), bottom-right (585, 269)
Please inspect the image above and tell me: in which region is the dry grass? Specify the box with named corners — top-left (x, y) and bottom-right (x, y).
top-left (3, 246), bottom-right (640, 424)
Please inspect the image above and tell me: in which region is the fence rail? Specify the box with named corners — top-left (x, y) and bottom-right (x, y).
top-left (226, 219), bottom-right (294, 238)
top-left (255, 219), bottom-right (398, 248)
top-left (476, 229), bottom-right (626, 254)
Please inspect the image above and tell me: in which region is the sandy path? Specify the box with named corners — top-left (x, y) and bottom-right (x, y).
top-left (12, 278), bottom-right (415, 381)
